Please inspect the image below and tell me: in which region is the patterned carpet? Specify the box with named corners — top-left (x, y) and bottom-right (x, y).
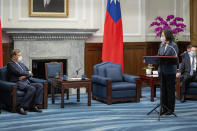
top-left (0, 87), bottom-right (197, 131)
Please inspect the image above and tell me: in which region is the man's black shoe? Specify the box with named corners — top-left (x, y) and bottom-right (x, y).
top-left (18, 107), bottom-right (27, 115)
top-left (29, 106), bottom-right (42, 113)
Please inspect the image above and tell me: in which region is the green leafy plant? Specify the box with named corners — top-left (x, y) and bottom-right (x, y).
top-left (143, 65), bottom-right (154, 70)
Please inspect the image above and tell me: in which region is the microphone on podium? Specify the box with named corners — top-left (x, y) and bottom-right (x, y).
top-left (76, 68), bottom-right (81, 76)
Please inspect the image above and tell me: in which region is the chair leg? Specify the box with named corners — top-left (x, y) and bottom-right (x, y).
top-left (92, 96), bottom-right (96, 100)
top-left (136, 79), bottom-right (141, 102)
top-left (107, 100), bottom-right (112, 105)
top-left (107, 80), bottom-right (112, 105)
top-left (176, 78), bottom-right (181, 100)
top-left (43, 82), bottom-right (48, 109)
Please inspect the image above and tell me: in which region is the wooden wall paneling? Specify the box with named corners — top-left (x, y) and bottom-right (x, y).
top-left (190, 0), bottom-right (197, 45)
top-left (85, 43), bottom-right (102, 78)
top-left (177, 42), bottom-right (190, 63)
top-left (146, 42), bottom-right (160, 56)
top-left (2, 43), bottom-right (13, 66)
top-left (145, 42), bottom-right (160, 71)
top-left (124, 43), bottom-right (147, 76)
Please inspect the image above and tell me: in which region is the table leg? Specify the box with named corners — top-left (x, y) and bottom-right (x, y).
top-left (139, 82), bottom-right (142, 98)
top-left (61, 87), bottom-right (65, 108)
top-left (88, 86), bottom-right (91, 106)
top-left (77, 88), bottom-right (80, 102)
top-left (66, 89), bottom-right (69, 100)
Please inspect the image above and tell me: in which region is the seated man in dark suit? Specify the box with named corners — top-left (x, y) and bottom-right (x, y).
top-left (7, 49), bottom-right (43, 115)
top-left (176, 46), bottom-right (197, 103)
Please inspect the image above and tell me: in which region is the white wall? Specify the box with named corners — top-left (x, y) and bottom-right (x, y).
top-left (0, 0), bottom-right (190, 43)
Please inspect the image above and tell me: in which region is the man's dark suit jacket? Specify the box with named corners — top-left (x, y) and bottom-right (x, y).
top-left (7, 61), bottom-right (31, 90)
top-left (180, 52), bottom-right (190, 61)
top-left (179, 57), bottom-right (197, 77)
top-left (33, 0), bottom-right (64, 12)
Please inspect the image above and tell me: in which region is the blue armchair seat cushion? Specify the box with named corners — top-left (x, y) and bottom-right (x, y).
top-left (93, 84), bottom-right (137, 99)
top-left (106, 67), bottom-right (123, 82)
top-left (186, 82), bottom-right (197, 95)
top-left (17, 90), bottom-right (25, 97)
top-left (112, 90), bottom-right (136, 98)
top-left (112, 82), bottom-right (136, 91)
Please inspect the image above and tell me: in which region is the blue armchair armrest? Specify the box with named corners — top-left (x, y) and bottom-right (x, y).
top-left (123, 74), bottom-right (139, 83)
top-left (0, 80), bottom-right (16, 92)
top-left (29, 77), bottom-right (48, 83)
top-left (91, 75), bottom-right (111, 86)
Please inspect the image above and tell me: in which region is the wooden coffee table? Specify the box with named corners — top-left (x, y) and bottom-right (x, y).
top-left (139, 75), bottom-right (159, 102)
top-left (51, 78), bottom-right (92, 108)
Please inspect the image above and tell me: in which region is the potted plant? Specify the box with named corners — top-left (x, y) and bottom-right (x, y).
top-left (143, 65), bottom-right (154, 75)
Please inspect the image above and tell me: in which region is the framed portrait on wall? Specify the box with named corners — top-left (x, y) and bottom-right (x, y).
top-left (29, 0), bottom-right (69, 17)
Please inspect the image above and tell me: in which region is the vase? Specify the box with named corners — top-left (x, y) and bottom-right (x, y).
top-left (146, 69), bottom-right (152, 75)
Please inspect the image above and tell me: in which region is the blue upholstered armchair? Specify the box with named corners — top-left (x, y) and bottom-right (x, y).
top-left (91, 62), bottom-right (140, 105)
top-left (0, 66), bottom-right (48, 113)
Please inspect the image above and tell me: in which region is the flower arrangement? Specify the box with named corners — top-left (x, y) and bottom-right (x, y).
top-left (150, 15), bottom-right (186, 40)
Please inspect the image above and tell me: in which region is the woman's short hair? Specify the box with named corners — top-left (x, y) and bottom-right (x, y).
top-left (160, 29), bottom-right (174, 42)
top-left (10, 49), bottom-right (21, 58)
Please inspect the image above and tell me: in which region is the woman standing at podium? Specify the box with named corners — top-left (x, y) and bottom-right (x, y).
top-left (158, 29), bottom-right (179, 114)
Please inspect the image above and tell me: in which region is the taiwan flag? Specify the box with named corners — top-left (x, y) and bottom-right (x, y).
top-left (0, 20), bottom-right (3, 67)
top-left (102, 0), bottom-right (124, 71)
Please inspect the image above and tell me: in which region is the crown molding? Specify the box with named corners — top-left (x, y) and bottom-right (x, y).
top-left (3, 28), bottom-right (98, 41)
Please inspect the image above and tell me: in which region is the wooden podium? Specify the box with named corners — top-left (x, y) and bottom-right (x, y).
top-left (144, 56), bottom-right (179, 121)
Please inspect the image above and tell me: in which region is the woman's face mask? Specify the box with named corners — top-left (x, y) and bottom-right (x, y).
top-left (189, 51), bottom-right (196, 57)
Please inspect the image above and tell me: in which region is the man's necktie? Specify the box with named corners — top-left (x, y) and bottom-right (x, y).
top-left (190, 57), bottom-right (195, 76)
top-left (16, 62), bottom-right (24, 71)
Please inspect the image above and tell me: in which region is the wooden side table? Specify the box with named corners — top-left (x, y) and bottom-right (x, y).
top-left (51, 78), bottom-right (92, 108)
top-left (139, 75), bottom-right (159, 102)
